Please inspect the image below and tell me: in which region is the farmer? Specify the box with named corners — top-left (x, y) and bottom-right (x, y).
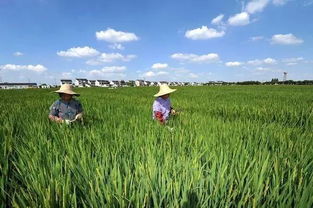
top-left (152, 84), bottom-right (177, 124)
top-left (49, 84), bottom-right (83, 123)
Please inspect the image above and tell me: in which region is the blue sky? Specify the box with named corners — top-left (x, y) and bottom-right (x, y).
top-left (0, 0), bottom-right (312, 84)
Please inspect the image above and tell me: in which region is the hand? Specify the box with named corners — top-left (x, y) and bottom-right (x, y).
top-left (75, 113), bottom-right (83, 120)
top-left (49, 115), bottom-right (64, 123)
top-left (55, 117), bottom-right (64, 123)
top-left (171, 109), bottom-right (176, 115)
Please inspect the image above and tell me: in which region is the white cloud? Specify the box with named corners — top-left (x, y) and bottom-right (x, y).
top-left (109, 43), bottom-right (125, 50)
top-left (157, 71), bottom-right (169, 76)
top-left (189, 73), bottom-right (199, 78)
top-left (143, 71), bottom-right (155, 77)
top-left (282, 57), bottom-right (304, 66)
top-left (304, 0), bottom-right (313, 6)
top-left (171, 53), bottom-right (220, 63)
top-left (57, 46), bottom-right (99, 58)
top-left (225, 62), bottom-right (243, 67)
top-left (185, 26), bottom-right (225, 40)
top-left (13, 52), bottom-right (23, 56)
top-left (256, 67), bottom-right (270, 71)
top-left (247, 59), bottom-right (263, 65)
top-left (273, 0), bottom-right (288, 6)
top-left (250, 36), bottom-right (264, 41)
top-left (282, 57), bottom-right (304, 63)
top-left (140, 67), bottom-right (201, 81)
top-left (96, 28), bottom-right (139, 43)
top-left (211, 14), bottom-right (224, 25)
top-left (151, 63), bottom-right (168, 69)
top-left (228, 12), bottom-right (250, 26)
top-left (86, 53), bottom-right (136, 65)
top-left (263, 58), bottom-right (277, 64)
top-left (245, 0), bottom-right (270, 14)
top-left (83, 66), bottom-right (127, 78)
top-left (89, 66), bottom-right (126, 75)
top-left (286, 62), bottom-right (297, 66)
top-left (101, 66), bottom-right (126, 73)
top-left (143, 71), bottom-right (169, 77)
top-left (226, 0), bottom-right (289, 29)
top-left (85, 60), bottom-right (102, 66)
top-left (171, 68), bottom-right (190, 74)
top-left (247, 58), bottom-right (277, 65)
top-left (61, 72), bottom-right (72, 78)
top-left (98, 53), bottom-right (136, 62)
top-left (271, 34), bottom-right (304, 45)
top-left (0, 64), bottom-right (47, 72)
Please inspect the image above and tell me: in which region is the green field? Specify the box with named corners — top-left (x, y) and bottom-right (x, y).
top-left (1, 86), bottom-right (313, 207)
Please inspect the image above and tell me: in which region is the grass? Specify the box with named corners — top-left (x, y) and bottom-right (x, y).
top-left (1, 85), bottom-right (313, 207)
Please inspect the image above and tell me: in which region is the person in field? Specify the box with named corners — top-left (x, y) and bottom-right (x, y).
top-left (49, 84), bottom-right (83, 124)
top-left (152, 84), bottom-right (177, 124)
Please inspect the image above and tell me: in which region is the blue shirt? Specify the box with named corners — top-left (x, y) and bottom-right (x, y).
top-left (49, 99), bottom-right (83, 120)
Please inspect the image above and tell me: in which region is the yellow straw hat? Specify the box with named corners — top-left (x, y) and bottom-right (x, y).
top-left (54, 84), bottom-right (80, 96)
top-left (154, 84), bottom-right (176, 97)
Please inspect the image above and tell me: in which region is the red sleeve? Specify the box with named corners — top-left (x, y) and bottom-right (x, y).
top-left (154, 111), bottom-right (164, 123)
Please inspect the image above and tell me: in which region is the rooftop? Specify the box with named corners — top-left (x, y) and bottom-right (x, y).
top-left (0, 82), bottom-right (37, 86)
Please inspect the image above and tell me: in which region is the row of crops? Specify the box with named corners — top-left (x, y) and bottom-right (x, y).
top-left (1, 86), bottom-right (313, 207)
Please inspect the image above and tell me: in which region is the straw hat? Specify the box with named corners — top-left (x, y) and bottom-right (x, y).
top-left (154, 84), bottom-right (176, 97)
top-left (54, 84), bottom-right (80, 96)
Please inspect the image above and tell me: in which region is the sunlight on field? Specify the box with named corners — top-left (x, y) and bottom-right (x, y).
top-left (1, 86), bottom-right (313, 207)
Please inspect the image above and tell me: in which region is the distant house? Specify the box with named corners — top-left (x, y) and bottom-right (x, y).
top-left (111, 80), bottom-right (120, 87)
top-left (135, 80), bottom-right (144, 87)
top-left (75, 78), bottom-right (88, 87)
top-left (88, 80), bottom-right (96, 87)
top-left (127, 80), bottom-right (135, 87)
top-left (60, 79), bottom-right (72, 85)
top-left (150, 81), bottom-right (158, 86)
top-left (39, 84), bottom-right (50, 88)
top-left (144, 81), bottom-right (151, 86)
top-left (96, 80), bottom-right (110, 87)
top-left (120, 80), bottom-right (127, 87)
top-left (215, 81), bottom-right (224, 86)
top-left (0, 82), bottom-right (37, 89)
top-left (157, 81), bottom-right (168, 86)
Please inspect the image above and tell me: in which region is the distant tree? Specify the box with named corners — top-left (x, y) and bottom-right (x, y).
top-left (271, 78), bottom-right (279, 84)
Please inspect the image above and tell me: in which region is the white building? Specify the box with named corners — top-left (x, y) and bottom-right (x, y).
top-left (96, 80), bottom-right (110, 87)
top-left (135, 80), bottom-right (145, 87)
top-left (88, 80), bottom-right (96, 87)
top-left (75, 78), bottom-right (88, 87)
top-left (157, 81), bottom-right (168, 86)
top-left (60, 79), bottom-right (72, 85)
top-left (0, 83), bottom-right (37, 89)
top-left (111, 80), bottom-right (120, 87)
top-left (39, 84), bottom-right (51, 88)
top-left (150, 81), bottom-right (158, 86)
